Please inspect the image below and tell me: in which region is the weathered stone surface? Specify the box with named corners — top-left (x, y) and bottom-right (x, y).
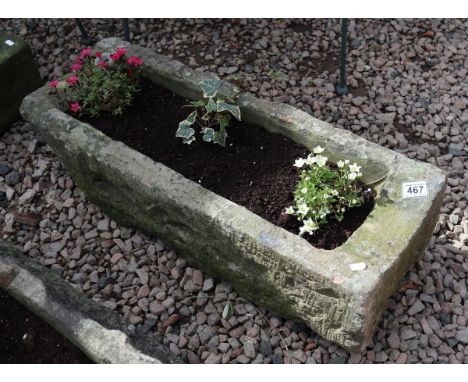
top-left (0, 240), bottom-right (180, 364)
top-left (0, 33), bottom-right (42, 136)
top-left (455, 328), bottom-right (468, 345)
top-left (20, 37), bottom-right (446, 352)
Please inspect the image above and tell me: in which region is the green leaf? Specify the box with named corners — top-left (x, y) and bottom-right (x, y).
top-left (214, 127), bottom-right (228, 147)
top-left (217, 101), bottom-right (241, 121)
top-left (199, 78), bottom-right (222, 98)
top-left (202, 127), bottom-right (215, 142)
top-left (190, 100), bottom-right (205, 108)
top-left (176, 120), bottom-right (195, 141)
top-left (186, 111), bottom-right (197, 124)
top-left (266, 68), bottom-right (288, 82)
top-left (218, 113), bottom-right (231, 131)
top-left (205, 98), bottom-right (217, 113)
top-left (222, 301), bottom-right (233, 320)
top-left (225, 96), bottom-right (237, 103)
top-left (183, 136), bottom-right (196, 145)
top-left (226, 72), bottom-right (243, 82)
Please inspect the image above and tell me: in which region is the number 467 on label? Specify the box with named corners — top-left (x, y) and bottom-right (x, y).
top-left (402, 181), bottom-right (427, 198)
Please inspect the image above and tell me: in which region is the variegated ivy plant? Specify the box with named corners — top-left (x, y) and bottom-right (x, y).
top-left (176, 78), bottom-right (241, 146)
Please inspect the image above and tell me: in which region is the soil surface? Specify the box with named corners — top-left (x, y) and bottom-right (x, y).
top-left (82, 78), bottom-right (375, 249)
top-left (0, 288), bottom-right (92, 364)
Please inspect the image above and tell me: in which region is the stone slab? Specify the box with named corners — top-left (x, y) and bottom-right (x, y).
top-left (20, 37), bottom-right (446, 351)
top-left (0, 240), bottom-right (180, 364)
top-left (0, 32), bottom-right (42, 136)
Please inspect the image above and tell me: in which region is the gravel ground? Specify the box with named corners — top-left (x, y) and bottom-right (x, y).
top-left (1, 18), bottom-right (467, 364)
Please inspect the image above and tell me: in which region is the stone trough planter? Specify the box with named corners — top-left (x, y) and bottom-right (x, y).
top-left (20, 37), bottom-right (446, 351)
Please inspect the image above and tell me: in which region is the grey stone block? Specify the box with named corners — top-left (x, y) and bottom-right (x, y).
top-left (0, 33), bottom-right (42, 136)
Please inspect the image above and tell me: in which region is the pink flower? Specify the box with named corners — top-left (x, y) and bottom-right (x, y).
top-left (110, 47), bottom-right (126, 61)
top-left (96, 61), bottom-right (108, 69)
top-left (79, 47), bottom-right (92, 59)
top-left (71, 63), bottom-right (81, 72)
top-left (127, 56), bottom-right (143, 67)
top-left (48, 79), bottom-right (59, 88)
top-left (66, 76), bottom-right (79, 85)
top-left (69, 102), bottom-right (81, 113)
top-left (95, 51), bottom-right (102, 58)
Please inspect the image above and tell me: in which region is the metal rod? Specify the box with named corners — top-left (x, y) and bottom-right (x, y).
top-left (335, 18), bottom-right (349, 96)
top-left (74, 18), bottom-right (94, 46)
top-left (123, 19), bottom-right (130, 42)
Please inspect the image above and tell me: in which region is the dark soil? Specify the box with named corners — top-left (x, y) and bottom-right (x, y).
top-left (0, 288), bottom-right (92, 363)
top-left (81, 78), bottom-right (375, 250)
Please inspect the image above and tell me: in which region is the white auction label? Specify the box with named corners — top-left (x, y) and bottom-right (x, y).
top-left (5, 40), bottom-right (14, 46)
top-left (349, 262), bottom-right (367, 271)
top-left (402, 181), bottom-right (427, 198)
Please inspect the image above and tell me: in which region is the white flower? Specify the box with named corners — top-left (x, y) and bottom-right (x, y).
top-left (352, 199), bottom-right (357, 205)
top-left (297, 203), bottom-right (310, 216)
top-left (305, 155), bottom-right (316, 166)
top-left (313, 146), bottom-right (325, 154)
top-left (357, 172), bottom-right (362, 178)
top-left (348, 163), bottom-right (361, 173)
top-left (347, 172), bottom-right (358, 180)
top-left (285, 206), bottom-right (295, 215)
top-left (301, 187), bottom-right (308, 194)
top-left (331, 189), bottom-right (339, 196)
top-left (315, 155), bottom-right (328, 167)
top-left (337, 160), bottom-right (345, 168)
top-left (294, 158), bottom-right (306, 168)
top-left (299, 218), bottom-right (319, 236)
top-left (344, 159), bottom-right (350, 165)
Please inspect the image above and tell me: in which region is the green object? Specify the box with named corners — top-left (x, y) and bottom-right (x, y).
top-left (335, 18), bottom-right (349, 96)
top-left (0, 32), bottom-right (42, 136)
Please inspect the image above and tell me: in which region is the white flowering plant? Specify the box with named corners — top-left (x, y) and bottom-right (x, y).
top-left (285, 146), bottom-right (365, 236)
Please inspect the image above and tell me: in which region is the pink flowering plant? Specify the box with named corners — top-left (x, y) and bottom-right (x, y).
top-left (48, 47), bottom-right (144, 117)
